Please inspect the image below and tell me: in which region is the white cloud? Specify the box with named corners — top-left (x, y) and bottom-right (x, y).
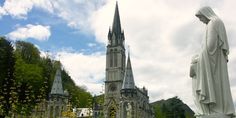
top-left (0, 0), bottom-right (105, 33)
top-left (48, 0), bottom-right (106, 32)
top-left (87, 43), bottom-right (96, 47)
top-left (0, 6), bottom-right (6, 17)
top-left (0, 0), bottom-right (53, 19)
top-left (0, 0), bottom-right (33, 19)
top-left (56, 51), bottom-right (105, 95)
top-left (7, 24), bottom-right (51, 41)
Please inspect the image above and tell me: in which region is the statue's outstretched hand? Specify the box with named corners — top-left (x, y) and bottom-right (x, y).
top-left (190, 55), bottom-right (199, 78)
top-left (190, 64), bottom-right (196, 78)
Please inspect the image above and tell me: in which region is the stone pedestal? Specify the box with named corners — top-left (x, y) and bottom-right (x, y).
top-left (196, 113), bottom-right (233, 118)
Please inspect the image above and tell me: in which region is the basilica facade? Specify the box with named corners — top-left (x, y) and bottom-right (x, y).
top-left (103, 3), bottom-right (154, 118)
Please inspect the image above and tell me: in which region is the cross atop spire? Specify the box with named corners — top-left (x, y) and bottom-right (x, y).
top-left (51, 69), bottom-right (64, 95)
top-left (112, 2), bottom-right (122, 35)
top-left (127, 45), bottom-right (130, 55)
top-left (122, 53), bottom-right (135, 89)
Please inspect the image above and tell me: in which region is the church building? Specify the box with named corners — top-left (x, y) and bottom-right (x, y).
top-left (47, 69), bottom-right (69, 118)
top-left (104, 3), bottom-right (154, 118)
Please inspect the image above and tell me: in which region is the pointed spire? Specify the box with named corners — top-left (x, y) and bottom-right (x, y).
top-left (112, 1), bottom-right (122, 35)
top-left (122, 52), bottom-right (135, 89)
top-left (50, 69), bottom-right (64, 95)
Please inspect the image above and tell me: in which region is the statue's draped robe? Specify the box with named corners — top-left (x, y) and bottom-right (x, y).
top-left (192, 7), bottom-right (235, 115)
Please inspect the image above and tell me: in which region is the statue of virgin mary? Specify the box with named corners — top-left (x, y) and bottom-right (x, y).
top-left (190, 6), bottom-right (235, 117)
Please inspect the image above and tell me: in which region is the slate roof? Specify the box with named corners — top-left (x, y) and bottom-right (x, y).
top-left (122, 54), bottom-right (135, 89)
top-left (50, 69), bottom-right (64, 95)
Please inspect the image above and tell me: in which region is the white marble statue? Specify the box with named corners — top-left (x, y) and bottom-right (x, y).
top-left (126, 103), bottom-right (132, 118)
top-left (190, 6), bottom-right (235, 117)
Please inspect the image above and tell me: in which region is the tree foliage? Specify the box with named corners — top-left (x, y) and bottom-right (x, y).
top-left (0, 37), bottom-right (16, 117)
top-left (15, 41), bottom-right (40, 64)
top-left (152, 96), bottom-right (195, 118)
top-left (0, 38), bottom-right (93, 116)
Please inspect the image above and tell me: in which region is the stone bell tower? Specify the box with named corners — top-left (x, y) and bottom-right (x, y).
top-left (104, 2), bottom-right (126, 118)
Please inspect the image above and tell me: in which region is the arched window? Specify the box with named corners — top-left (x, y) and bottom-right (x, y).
top-left (114, 52), bottom-right (117, 67)
top-left (110, 50), bottom-right (113, 67)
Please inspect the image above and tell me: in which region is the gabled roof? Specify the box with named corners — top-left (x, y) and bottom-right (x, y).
top-left (50, 69), bottom-right (64, 95)
top-left (122, 53), bottom-right (135, 89)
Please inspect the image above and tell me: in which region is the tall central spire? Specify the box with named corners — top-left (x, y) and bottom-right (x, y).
top-left (112, 2), bottom-right (122, 35)
top-left (107, 2), bottom-right (125, 47)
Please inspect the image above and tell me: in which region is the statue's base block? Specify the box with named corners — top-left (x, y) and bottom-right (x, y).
top-left (196, 113), bottom-right (233, 118)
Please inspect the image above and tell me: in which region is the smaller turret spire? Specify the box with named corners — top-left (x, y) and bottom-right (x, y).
top-left (51, 69), bottom-right (64, 95)
top-left (122, 52), bottom-right (135, 89)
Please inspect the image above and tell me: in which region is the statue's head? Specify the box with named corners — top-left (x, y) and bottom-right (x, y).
top-left (196, 13), bottom-right (210, 24)
top-left (195, 6), bottom-right (217, 24)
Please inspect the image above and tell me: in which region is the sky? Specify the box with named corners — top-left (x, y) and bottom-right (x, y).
top-left (1, 0), bottom-right (236, 112)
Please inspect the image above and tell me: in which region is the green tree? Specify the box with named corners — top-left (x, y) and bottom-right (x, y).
top-left (152, 96), bottom-right (194, 118)
top-left (168, 97), bottom-right (185, 118)
top-left (15, 41), bottom-right (40, 64)
top-left (15, 82), bottom-right (35, 115)
top-left (40, 57), bottom-right (54, 100)
top-left (162, 103), bottom-right (169, 118)
top-left (0, 37), bottom-right (17, 117)
top-left (154, 104), bottom-right (166, 118)
top-left (14, 41), bottom-right (44, 115)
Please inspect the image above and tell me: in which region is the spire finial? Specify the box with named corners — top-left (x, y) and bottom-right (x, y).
top-left (128, 45), bottom-right (130, 56)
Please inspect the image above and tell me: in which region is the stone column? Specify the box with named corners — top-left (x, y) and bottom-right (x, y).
top-left (53, 106), bottom-right (56, 118)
